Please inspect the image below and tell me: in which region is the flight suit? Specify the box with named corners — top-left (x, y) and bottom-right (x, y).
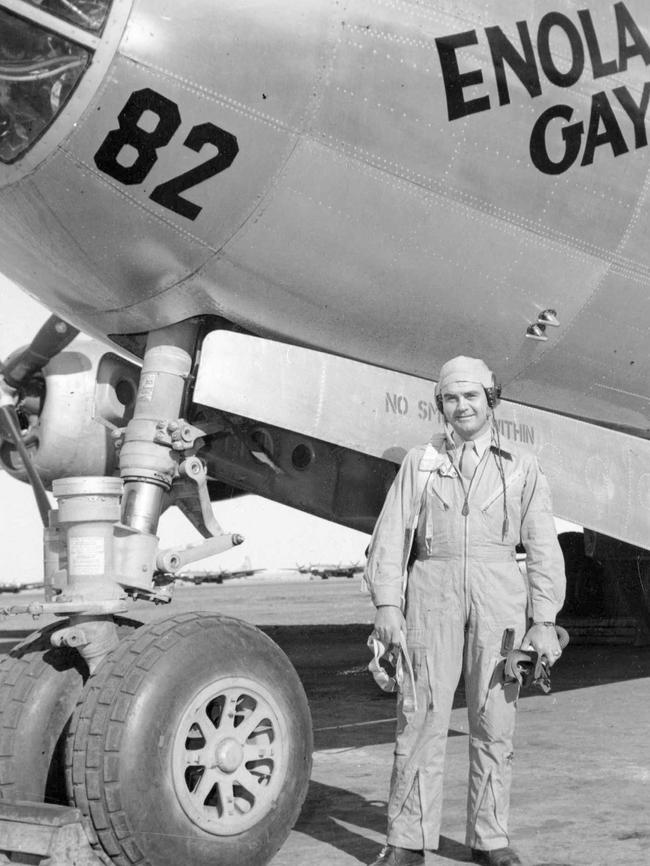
top-left (364, 434), bottom-right (565, 851)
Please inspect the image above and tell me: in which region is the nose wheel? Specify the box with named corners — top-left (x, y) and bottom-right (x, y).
top-left (65, 612), bottom-right (312, 866)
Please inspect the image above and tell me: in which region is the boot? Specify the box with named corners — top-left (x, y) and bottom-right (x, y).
top-left (369, 844), bottom-right (425, 865)
top-left (471, 846), bottom-right (522, 866)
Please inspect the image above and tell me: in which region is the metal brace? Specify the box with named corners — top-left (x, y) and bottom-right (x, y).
top-left (155, 456), bottom-right (244, 573)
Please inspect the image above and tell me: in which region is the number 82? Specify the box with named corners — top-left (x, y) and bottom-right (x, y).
top-left (94, 87), bottom-right (239, 221)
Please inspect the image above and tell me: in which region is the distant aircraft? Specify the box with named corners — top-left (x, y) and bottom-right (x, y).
top-left (298, 562), bottom-right (363, 579)
top-left (174, 567), bottom-right (267, 584)
top-left (1, 2), bottom-right (650, 865)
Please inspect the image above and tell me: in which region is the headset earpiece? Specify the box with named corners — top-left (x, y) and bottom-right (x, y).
top-left (485, 378), bottom-right (502, 409)
top-left (435, 380), bottom-right (501, 411)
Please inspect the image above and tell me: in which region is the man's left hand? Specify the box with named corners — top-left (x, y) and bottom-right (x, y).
top-left (520, 623), bottom-right (562, 667)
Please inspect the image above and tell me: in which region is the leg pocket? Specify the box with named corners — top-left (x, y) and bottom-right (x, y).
top-left (400, 636), bottom-right (429, 717)
top-left (478, 656), bottom-right (503, 718)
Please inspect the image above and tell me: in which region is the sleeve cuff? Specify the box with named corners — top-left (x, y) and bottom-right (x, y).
top-left (531, 604), bottom-right (558, 624)
top-left (372, 585), bottom-right (403, 608)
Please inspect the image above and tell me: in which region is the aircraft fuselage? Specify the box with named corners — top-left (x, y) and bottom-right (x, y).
top-left (1, 0), bottom-right (650, 435)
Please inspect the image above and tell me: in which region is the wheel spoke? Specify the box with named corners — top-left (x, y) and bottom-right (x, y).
top-left (184, 745), bottom-right (208, 768)
top-left (237, 766), bottom-right (265, 793)
top-left (213, 691), bottom-right (243, 736)
top-left (242, 742), bottom-right (274, 762)
top-left (191, 767), bottom-right (218, 803)
top-left (183, 718), bottom-right (218, 766)
top-left (235, 705), bottom-right (271, 743)
top-left (219, 779), bottom-right (236, 816)
top-left (199, 722), bottom-right (220, 753)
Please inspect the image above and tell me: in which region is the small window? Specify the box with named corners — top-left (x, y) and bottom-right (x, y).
top-left (291, 443), bottom-right (314, 471)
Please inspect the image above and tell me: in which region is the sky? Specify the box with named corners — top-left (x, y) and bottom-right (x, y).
top-left (0, 277), bottom-right (370, 584)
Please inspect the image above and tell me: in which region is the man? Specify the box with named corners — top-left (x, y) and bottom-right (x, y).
top-left (364, 356), bottom-right (566, 866)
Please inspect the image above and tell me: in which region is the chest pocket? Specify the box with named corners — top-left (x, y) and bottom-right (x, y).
top-left (479, 469), bottom-right (524, 537)
top-left (421, 481), bottom-right (454, 551)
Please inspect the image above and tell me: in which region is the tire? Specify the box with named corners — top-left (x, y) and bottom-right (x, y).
top-left (0, 617), bottom-right (140, 805)
top-left (65, 612), bottom-right (313, 866)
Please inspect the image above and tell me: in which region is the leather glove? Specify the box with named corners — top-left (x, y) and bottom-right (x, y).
top-left (503, 625), bottom-right (569, 693)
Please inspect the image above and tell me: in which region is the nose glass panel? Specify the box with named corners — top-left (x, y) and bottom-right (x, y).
top-left (0, 7), bottom-right (90, 163)
top-left (16, 0), bottom-right (112, 32)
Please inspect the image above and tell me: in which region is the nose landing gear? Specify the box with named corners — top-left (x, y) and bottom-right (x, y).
top-left (0, 320), bottom-right (313, 866)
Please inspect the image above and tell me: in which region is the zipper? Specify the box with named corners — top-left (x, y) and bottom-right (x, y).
top-left (463, 479), bottom-right (471, 621)
top-left (459, 453), bottom-right (487, 621)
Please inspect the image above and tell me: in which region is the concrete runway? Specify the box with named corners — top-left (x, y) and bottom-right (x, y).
top-left (2, 578), bottom-right (649, 866)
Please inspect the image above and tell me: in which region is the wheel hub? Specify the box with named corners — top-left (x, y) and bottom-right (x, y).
top-left (172, 676), bottom-right (289, 835)
top-left (214, 737), bottom-right (243, 773)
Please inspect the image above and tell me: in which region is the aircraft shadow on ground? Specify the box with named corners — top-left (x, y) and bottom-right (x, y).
top-left (293, 779), bottom-right (472, 863)
top-left (261, 624), bottom-right (650, 751)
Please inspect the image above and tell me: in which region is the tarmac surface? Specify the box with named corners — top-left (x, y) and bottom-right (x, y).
top-left (1, 576), bottom-right (650, 866)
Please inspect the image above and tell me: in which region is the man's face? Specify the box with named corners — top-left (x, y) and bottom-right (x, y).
top-left (441, 381), bottom-right (491, 441)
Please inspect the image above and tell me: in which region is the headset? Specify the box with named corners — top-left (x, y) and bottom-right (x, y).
top-left (435, 374), bottom-right (502, 413)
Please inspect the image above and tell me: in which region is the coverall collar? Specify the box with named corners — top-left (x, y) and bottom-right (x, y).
top-left (452, 426), bottom-right (493, 459)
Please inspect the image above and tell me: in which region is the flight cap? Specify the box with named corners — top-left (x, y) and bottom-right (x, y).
top-left (435, 355), bottom-right (493, 395)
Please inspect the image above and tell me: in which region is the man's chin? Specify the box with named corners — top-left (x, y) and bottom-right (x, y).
top-left (451, 417), bottom-right (490, 440)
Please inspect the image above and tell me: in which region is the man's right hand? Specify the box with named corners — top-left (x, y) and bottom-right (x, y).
top-left (373, 605), bottom-right (405, 648)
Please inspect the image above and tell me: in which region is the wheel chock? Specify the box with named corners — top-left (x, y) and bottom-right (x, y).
top-left (0, 800), bottom-right (104, 866)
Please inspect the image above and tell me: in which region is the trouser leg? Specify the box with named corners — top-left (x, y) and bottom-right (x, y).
top-left (463, 618), bottom-right (523, 850)
top-left (387, 610), bottom-right (464, 850)
top-left (387, 690), bottom-right (452, 850)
